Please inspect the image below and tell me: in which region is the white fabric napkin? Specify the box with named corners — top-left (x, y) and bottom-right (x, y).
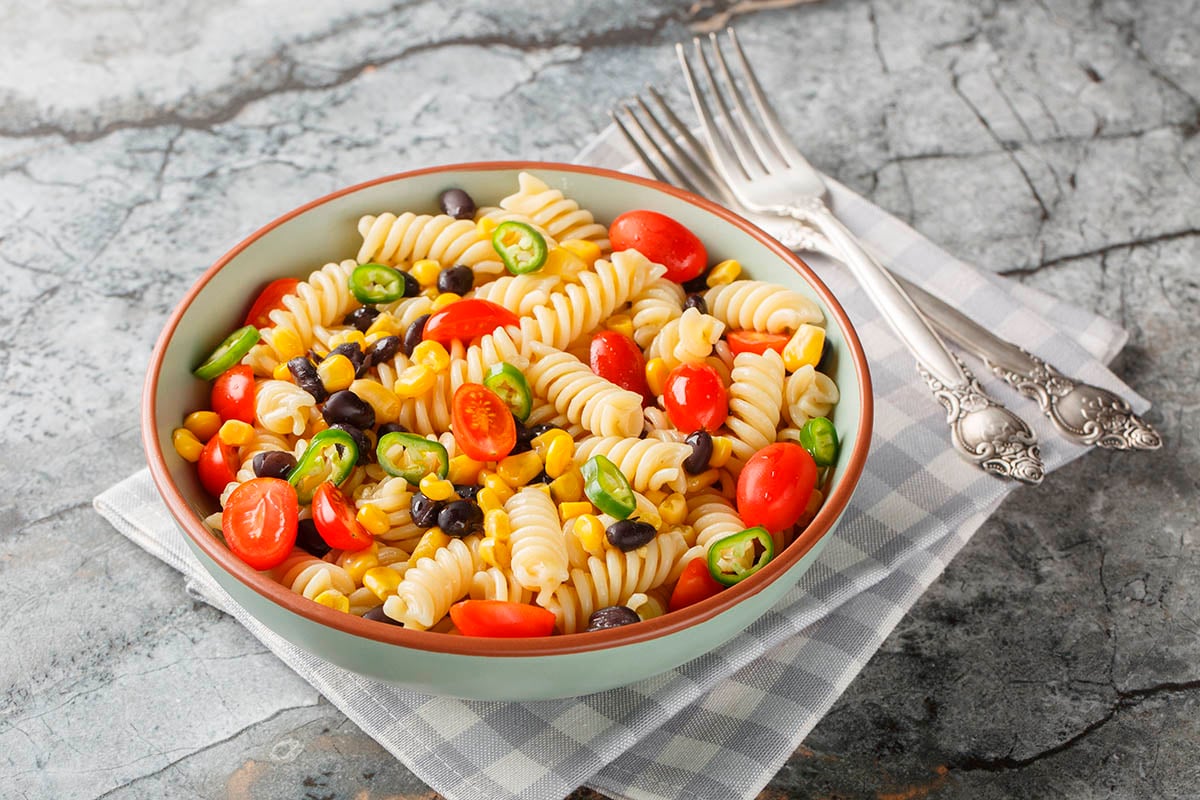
top-left (95, 125), bottom-right (1148, 800)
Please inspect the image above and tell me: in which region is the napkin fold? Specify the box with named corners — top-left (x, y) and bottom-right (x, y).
top-left (95, 126), bottom-right (1148, 800)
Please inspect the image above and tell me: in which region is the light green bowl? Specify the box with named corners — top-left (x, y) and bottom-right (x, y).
top-left (143, 162), bottom-right (872, 700)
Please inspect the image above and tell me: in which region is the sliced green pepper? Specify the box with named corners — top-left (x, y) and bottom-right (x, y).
top-left (491, 221), bottom-right (547, 275)
top-left (376, 431), bottom-right (449, 486)
top-left (707, 526), bottom-right (775, 586)
top-left (581, 455), bottom-right (636, 520)
top-left (483, 362), bottom-right (533, 422)
top-left (289, 428), bottom-right (358, 503)
top-left (350, 263), bottom-right (406, 303)
top-left (798, 417), bottom-right (839, 467)
top-left (193, 325), bottom-right (260, 380)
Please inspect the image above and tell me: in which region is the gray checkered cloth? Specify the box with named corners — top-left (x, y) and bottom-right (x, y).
top-left (95, 127), bottom-right (1148, 800)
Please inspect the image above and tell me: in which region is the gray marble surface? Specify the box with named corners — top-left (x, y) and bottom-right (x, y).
top-left (1, 0), bottom-right (1196, 797)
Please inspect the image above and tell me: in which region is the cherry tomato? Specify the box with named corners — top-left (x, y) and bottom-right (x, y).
top-left (244, 278), bottom-right (300, 329)
top-left (451, 383), bottom-right (517, 462)
top-left (221, 478), bottom-right (299, 570)
top-left (726, 330), bottom-right (790, 357)
top-left (449, 599), bottom-right (557, 637)
top-left (668, 557), bottom-right (725, 611)
top-left (422, 299), bottom-right (519, 344)
top-left (589, 330), bottom-right (652, 403)
top-left (211, 364), bottom-right (256, 424)
top-left (311, 482), bottom-right (374, 551)
top-left (662, 363), bottom-right (728, 432)
top-left (609, 210), bottom-right (707, 283)
top-left (736, 442), bottom-right (818, 534)
top-left (197, 435), bottom-right (238, 497)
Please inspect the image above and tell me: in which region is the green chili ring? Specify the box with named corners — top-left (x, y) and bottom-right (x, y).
top-left (483, 362), bottom-right (533, 422)
top-left (707, 526), bottom-right (775, 586)
top-left (798, 417), bottom-right (839, 467)
top-left (350, 263), bottom-right (406, 304)
top-left (288, 428), bottom-right (359, 503)
top-left (377, 431), bottom-right (450, 486)
top-left (491, 221), bottom-right (548, 275)
top-left (581, 454), bottom-right (637, 520)
top-left (193, 325), bottom-right (260, 380)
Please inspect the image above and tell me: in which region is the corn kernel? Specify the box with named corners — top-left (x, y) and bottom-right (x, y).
top-left (342, 546), bottom-right (380, 584)
top-left (706, 259), bottom-right (742, 287)
top-left (410, 527), bottom-right (450, 563)
top-left (549, 467), bottom-right (584, 504)
top-left (533, 431), bottom-right (574, 479)
top-left (645, 358), bottom-right (670, 397)
top-left (271, 327), bottom-right (306, 362)
top-left (218, 419), bottom-right (256, 447)
top-left (476, 216), bottom-right (498, 238)
top-left (419, 474), bottom-right (456, 502)
top-left (643, 488), bottom-right (669, 507)
top-left (412, 340), bottom-right (451, 372)
top-left (183, 410), bottom-right (221, 442)
top-left (484, 509), bottom-right (512, 542)
top-left (573, 514), bottom-right (606, 556)
top-left (317, 353), bottom-right (355, 392)
top-left (313, 589), bottom-right (350, 613)
top-left (479, 537), bottom-right (511, 569)
top-left (349, 379), bottom-right (400, 425)
top-left (686, 468), bottom-right (720, 493)
top-left (393, 365), bottom-right (436, 398)
top-left (480, 470), bottom-right (515, 502)
top-left (477, 486), bottom-right (505, 515)
top-left (496, 450), bottom-right (544, 488)
top-left (171, 428), bottom-right (204, 462)
top-left (272, 362), bottom-right (293, 381)
top-left (604, 314), bottom-right (635, 340)
top-left (411, 258), bottom-right (442, 287)
top-left (306, 416), bottom-right (329, 437)
top-left (420, 286), bottom-right (438, 299)
top-left (558, 501), bottom-right (593, 522)
top-left (431, 292), bottom-right (461, 312)
top-left (362, 566), bottom-right (402, 600)
top-left (783, 324), bottom-right (826, 372)
top-left (328, 329), bottom-right (367, 350)
top-left (659, 492), bottom-right (688, 526)
top-left (709, 436), bottom-right (733, 468)
top-left (356, 503), bottom-right (391, 536)
top-left (447, 454), bottom-right (483, 486)
top-left (365, 312), bottom-right (402, 338)
top-left (543, 247), bottom-right (587, 280)
top-left (559, 238), bottom-right (602, 268)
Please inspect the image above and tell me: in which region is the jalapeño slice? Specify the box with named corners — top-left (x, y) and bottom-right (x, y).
top-left (349, 263), bottom-right (406, 304)
top-left (483, 362), bottom-right (533, 422)
top-left (491, 221), bottom-right (547, 275)
top-left (376, 431), bottom-right (450, 486)
top-left (707, 526), bottom-right (775, 586)
top-left (193, 325), bottom-right (260, 380)
top-left (581, 454), bottom-right (636, 520)
top-left (798, 417), bottom-right (839, 467)
top-left (288, 428), bottom-right (359, 504)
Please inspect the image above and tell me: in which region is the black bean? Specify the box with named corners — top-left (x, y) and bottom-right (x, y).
top-left (586, 605), bottom-right (641, 631)
top-left (683, 293), bottom-right (708, 314)
top-left (605, 519), bottom-right (657, 552)
top-left (344, 306), bottom-right (380, 332)
top-left (683, 430), bottom-right (713, 475)
top-left (330, 423), bottom-right (373, 464)
top-left (323, 390), bottom-right (375, 430)
top-left (327, 342), bottom-right (365, 375)
top-left (295, 518), bottom-right (331, 558)
top-left (401, 314), bottom-right (430, 357)
top-left (681, 271), bottom-right (711, 294)
top-left (252, 450), bottom-right (296, 480)
top-left (437, 264), bottom-right (475, 295)
top-left (454, 484), bottom-right (480, 500)
top-left (363, 335), bottom-right (401, 371)
top-left (363, 605), bottom-right (403, 626)
top-left (399, 271), bottom-right (420, 298)
top-left (287, 356), bottom-right (327, 402)
top-left (410, 492), bottom-right (444, 528)
top-left (529, 469), bottom-right (551, 486)
top-left (377, 422), bottom-right (409, 438)
top-left (438, 188), bottom-right (476, 220)
top-left (437, 500), bottom-right (484, 538)
top-left (816, 337), bottom-right (833, 372)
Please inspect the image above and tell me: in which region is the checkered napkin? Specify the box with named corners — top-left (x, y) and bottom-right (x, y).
top-left (95, 126), bottom-right (1149, 800)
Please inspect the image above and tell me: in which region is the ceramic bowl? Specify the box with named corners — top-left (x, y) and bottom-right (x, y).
top-left (143, 161), bottom-right (872, 700)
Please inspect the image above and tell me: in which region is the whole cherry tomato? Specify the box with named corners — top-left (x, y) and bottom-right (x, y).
top-left (736, 442), bottom-right (818, 533)
top-left (668, 556), bottom-right (725, 611)
top-left (662, 363), bottom-right (728, 432)
top-left (452, 383), bottom-right (517, 462)
top-left (450, 599), bottom-right (557, 637)
top-left (221, 478), bottom-right (299, 570)
top-left (197, 435), bottom-right (238, 497)
top-left (211, 364), bottom-right (256, 424)
top-left (589, 330), bottom-right (652, 402)
top-left (609, 210), bottom-right (707, 283)
top-left (244, 278), bottom-right (300, 329)
top-left (726, 330), bottom-right (790, 357)
top-left (311, 482), bottom-right (374, 551)
top-left (422, 299), bottom-right (519, 344)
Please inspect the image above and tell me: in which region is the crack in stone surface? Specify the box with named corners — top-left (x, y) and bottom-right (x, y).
top-left (998, 229), bottom-right (1200, 276)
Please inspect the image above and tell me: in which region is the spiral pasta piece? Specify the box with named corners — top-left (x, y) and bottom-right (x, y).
top-left (382, 535), bottom-right (483, 630)
top-left (506, 487), bottom-right (569, 603)
top-left (704, 280), bottom-right (823, 334)
top-left (469, 273), bottom-right (562, 315)
top-left (356, 212), bottom-right (504, 276)
top-left (470, 567), bottom-right (534, 605)
top-left (273, 549), bottom-right (356, 599)
top-left (489, 172), bottom-right (610, 250)
top-left (573, 437), bottom-right (691, 494)
top-left (629, 276), bottom-right (684, 348)
top-left (646, 307), bottom-right (725, 371)
top-left (353, 476), bottom-right (423, 544)
top-left (725, 349), bottom-right (785, 466)
top-left (783, 365), bottom-right (841, 427)
top-left (255, 379), bottom-right (317, 436)
top-left (685, 491), bottom-right (746, 554)
top-left (526, 342), bottom-right (644, 438)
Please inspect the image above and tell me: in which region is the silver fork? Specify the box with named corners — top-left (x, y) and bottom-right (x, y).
top-left (672, 29), bottom-right (1047, 485)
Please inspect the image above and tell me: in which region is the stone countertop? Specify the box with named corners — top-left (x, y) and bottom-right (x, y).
top-left (2, 0), bottom-right (1196, 797)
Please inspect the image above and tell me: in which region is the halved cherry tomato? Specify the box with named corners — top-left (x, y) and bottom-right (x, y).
top-left (727, 330), bottom-right (790, 357)
top-left (422, 299), bottom-right (519, 344)
top-left (211, 364), bottom-right (256, 424)
top-left (736, 442), bottom-right (818, 533)
top-left (197, 435), bottom-right (238, 497)
top-left (589, 330), bottom-right (652, 403)
top-left (609, 210), bottom-right (707, 283)
top-left (311, 482), bottom-right (373, 551)
top-left (244, 278), bottom-right (299, 329)
top-left (450, 599), bottom-right (557, 637)
top-left (662, 363), bottom-right (728, 432)
top-left (221, 478), bottom-right (299, 570)
top-left (668, 556), bottom-right (725, 611)
top-left (451, 383), bottom-right (517, 462)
